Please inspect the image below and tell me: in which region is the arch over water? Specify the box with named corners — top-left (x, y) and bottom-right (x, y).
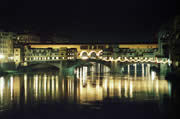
top-left (89, 51), bottom-right (97, 59)
top-left (27, 63), bottom-right (60, 69)
top-left (97, 50), bottom-right (103, 57)
top-left (80, 51), bottom-right (89, 59)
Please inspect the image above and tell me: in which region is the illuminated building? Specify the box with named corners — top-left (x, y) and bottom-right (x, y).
top-left (28, 44), bottom-right (108, 59)
top-left (24, 46), bottom-right (78, 62)
top-left (102, 44), bottom-right (158, 60)
top-left (24, 47), bottom-right (59, 61)
top-left (59, 48), bottom-right (67, 60)
top-left (14, 48), bottom-right (23, 65)
top-left (0, 32), bottom-right (16, 63)
top-left (67, 48), bottom-right (77, 60)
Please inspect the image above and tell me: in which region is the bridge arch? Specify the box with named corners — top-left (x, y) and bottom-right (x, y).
top-left (26, 63), bottom-right (60, 70)
top-left (97, 50), bottom-right (103, 57)
top-left (88, 51), bottom-right (97, 59)
top-left (80, 51), bottom-right (89, 59)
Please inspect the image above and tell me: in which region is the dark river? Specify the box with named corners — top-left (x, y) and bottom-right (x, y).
top-left (0, 64), bottom-right (177, 119)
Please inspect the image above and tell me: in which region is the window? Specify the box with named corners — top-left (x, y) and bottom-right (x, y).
top-left (98, 46), bottom-right (105, 49)
top-left (80, 46), bottom-right (88, 49)
top-left (93, 46), bottom-right (97, 49)
top-left (89, 45), bottom-right (92, 49)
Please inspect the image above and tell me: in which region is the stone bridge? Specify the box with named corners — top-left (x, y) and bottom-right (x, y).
top-left (25, 58), bottom-right (169, 75)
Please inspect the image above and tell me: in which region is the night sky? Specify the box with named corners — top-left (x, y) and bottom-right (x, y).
top-left (0, 0), bottom-right (177, 43)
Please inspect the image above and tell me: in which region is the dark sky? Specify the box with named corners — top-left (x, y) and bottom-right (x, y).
top-left (0, 0), bottom-right (177, 43)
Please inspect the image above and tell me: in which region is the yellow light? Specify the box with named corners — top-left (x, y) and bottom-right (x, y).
top-left (0, 54), bottom-right (4, 59)
top-left (81, 56), bottom-right (88, 60)
top-left (97, 50), bottom-right (103, 57)
top-left (88, 51), bottom-right (97, 57)
top-left (151, 71), bottom-right (156, 80)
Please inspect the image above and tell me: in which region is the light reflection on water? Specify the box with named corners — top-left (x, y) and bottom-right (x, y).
top-left (0, 65), bottom-right (171, 112)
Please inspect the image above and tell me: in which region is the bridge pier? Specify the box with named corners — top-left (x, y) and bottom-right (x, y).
top-left (160, 63), bottom-right (168, 75)
top-left (127, 64), bottom-right (130, 76)
top-left (59, 61), bottom-right (63, 74)
top-left (134, 64), bottom-right (137, 79)
top-left (142, 64), bottom-right (144, 79)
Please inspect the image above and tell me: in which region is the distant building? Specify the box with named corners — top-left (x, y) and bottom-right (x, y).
top-left (14, 48), bottom-right (22, 65)
top-left (24, 47), bottom-right (56, 62)
top-left (15, 33), bottom-right (41, 45)
top-left (170, 16), bottom-right (180, 68)
top-left (67, 48), bottom-right (78, 60)
top-left (0, 32), bottom-right (16, 63)
top-left (59, 48), bottom-right (67, 60)
top-left (102, 44), bottom-right (158, 60)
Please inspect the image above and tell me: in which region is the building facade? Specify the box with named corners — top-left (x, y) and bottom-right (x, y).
top-left (14, 48), bottom-right (22, 65)
top-left (24, 47), bottom-right (78, 62)
top-left (0, 32), bottom-right (16, 63)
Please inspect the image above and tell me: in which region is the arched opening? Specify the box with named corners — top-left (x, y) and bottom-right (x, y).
top-left (89, 52), bottom-right (97, 59)
top-left (27, 63), bottom-right (59, 71)
top-left (97, 51), bottom-right (103, 57)
top-left (80, 51), bottom-right (89, 59)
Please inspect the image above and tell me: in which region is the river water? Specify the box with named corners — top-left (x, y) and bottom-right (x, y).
top-left (0, 64), bottom-right (175, 119)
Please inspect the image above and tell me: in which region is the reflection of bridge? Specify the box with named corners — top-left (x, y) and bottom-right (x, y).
top-left (0, 73), bottom-right (171, 106)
